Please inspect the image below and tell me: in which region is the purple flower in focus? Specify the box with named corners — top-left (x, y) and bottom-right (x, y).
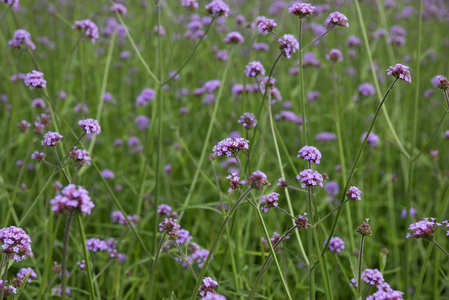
top-left (17, 267), bottom-right (37, 283)
top-left (386, 64), bottom-right (411, 83)
top-left (297, 145), bottom-right (322, 164)
top-left (73, 19), bottom-right (99, 43)
top-left (325, 236), bottom-right (345, 253)
top-left (278, 34), bottom-right (299, 59)
top-left (406, 218), bottom-right (441, 240)
top-left (346, 186), bottom-right (362, 201)
top-left (436, 75), bottom-right (449, 90)
top-left (257, 17), bottom-right (277, 34)
top-left (69, 148), bottom-right (91, 166)
top-left (326, 11), bottom-right (349, 28)
top-left (296, 169), bottom-right (324, 188)
top-left (78, 118), bottom-right (101, 134)
top-left (50, 184), bottom-right (94, 215)
top-left (0, 226), bottom-right (33, 262)
top-left (226, 173), bottom-right (245, 193)
top-left (244, 61), bottom-right (265, 77)
top-left (41, 131), bottom-right (63, 146)
top-left (198, 276), bottom-right (219, 297)
top-left (357, 218), bottom-right (372, 236)
top-left (277, 178), bottom-right (288, 189)
top-left (8, 29), bottom-right (36, 50)
top-left (295, 213), bottom-right (308, 229)
top-left (361, 132), bottom-right (380, 148)
top-left (247, 170), bottom-right (270, 189)
top-left (31, 151), bottom-right (46, 162)
top-left (212, 138), bottom-right (249, 157)
top-left (205, 0), bottom-right (229, 17)
top-left (238, 113), bottom-right (258, 130)
top-left (288, 3), bottom-right (315, 18)
top-left (24, 70), bottom-right (46, 89)
top-left (361, 268), bottom-right (384, 286)
top-left (260, 192), bottom-right (280, 212)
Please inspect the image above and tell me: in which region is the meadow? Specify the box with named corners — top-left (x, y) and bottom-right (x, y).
top-left (1, 0), bottom-right (449, 299)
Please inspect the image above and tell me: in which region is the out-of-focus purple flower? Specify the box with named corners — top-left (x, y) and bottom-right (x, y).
top-left (198, 276), bottom-right (219, 297)
top-left (257, 17), bottom-right (277, 34)
top-left (50, 184), bottom-right (94, 215)
top-left (358, 82), bottom-right (375, 96)
top-left (17, 120), bottom-right (30, 133)
top-left (157, 204), bottom-right (172, 216)
top-left (288, 3), bottom-right (315, 18)
top-left (110, 210), bottom-right (140, 227)
top-left (326, 49), bottom-right (343, 62)
top-left (69, 148), bottom-right (91, 166)
top-left (78, 118), bottom-right (101, 134)
top-left (244, 61), bottom-right (265, 77)
top-left (203, 80), bottom-right (221, 93)
top-left (24, 70), bottom-right (46, 89)
top-left (361, 268), bottom-right (384, 286)
top-left (346, 35), bottom-right (361, 46)
top-left (223, 31), bottom-right (244, 44)
top-left (181, 0), bottom-right (199, 9)
top-left (247, 170), bottom-right (270, 189)
top-left (366, 289), bottom-right (404, 300)
top-left (201, 294), bottom-right (226, 300)
top-left (278, 34), bottom-right (299, 59)
top-left (86, 238), bottom-right (108, 252)
top-left (0, 226), bottom-right (33, 262)
top-left (325, 236), bottom-right (345, 253)
top-left (134, 115), bottom-right (150, 131)
top-left (324, 181), bottom-right (339, 196)
top-left (386, 64), bottom-right (411, 83)
top-left (295, 213), bottom-right (308, 229)
top-left (303, 52), bottom-right (321, 67)
top-left (430, 150), bottom-right (439, 158)
top-left (8, 29), bottom-right (36, 50)
top-left (205, 0), bottom-right (229, 17)
top-left (212, 138), bottom-right (249, 157)
top-left (346, 186), bottom-right (362, 201)
top-left (73, 19), bottom-right (99, 43)
top-left (41, 131), bottom-right (63, 146)
top-left (136, 88), bottom-right (156, 106)
top-left (101, 169), bottom-right (115, 179)
top-left (406, 218), bottom-right (441, 240)
top-left (275, 111), bottom-right (303, 125)
top-left (296, 169), bottom-right (324, 188)
top-left (315, 132), bottom-right (337, 142)
top-left (0, 280), bottom-right (17, 296)
top-left (192, 249), bottom-right (210, 268)
top-left (177, 229), bottom-right (192, 245)
top-left (297, 145), bottom-right (322, 164)
top-left (308, 91), bottom-right (321, 102)
top-left (153, 25), bottom-right (166, 37)
top-left (31, 98), bottom-right (45, 108)
top-left (17, 267), bottom-right (37, 283)
top-left (238, 113), bottom-right (258, 130)
top-left (361, 132), bottom-right (380, 148)
top-left (260, 192), bottom-right (280, 212)
top-left (77, 260), bottom-right (86, 271)
top-left (277, 178), bottom-right (288, 189)
top-left (400, 207), bottom-right (416, 219)
top-left (110, 3), bottom-right (127, 14)
top-left (326, 11), bottom-right (349, 28)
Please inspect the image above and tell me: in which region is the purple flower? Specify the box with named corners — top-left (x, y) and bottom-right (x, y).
top-left (205, 0), bottom-right (229, 17)
top-left (358, 82), bottom-right (376, 96)
top-left (325, 236), bottom-right (345, 253)
top-left (101, 169), bottom-right (115, 179)
top-left (400, 207), bottom-right (416, 219)
top-left (0, 280), bottom-right (16, 296)
top-left (0, 226), bottom-right (33, 262)
top-left (247, 170), bottom-right (270, 189)
top-left (192, 249), bottom-right (210, 268)
top-left (41, 131), bottom-right (63, 146)
top-left (326, 49), bottom-right (343, 62)
top-left (296, 169), bottom-right (324, 188)
top-left (203, 80), bottom-right (221, 93)
top-left (153, 25), bottom-right (166, 37)
top-left (223, 31), bottom-right (244, 44)
top-left (50, 184), bottom-right (94, 215)
top-left (159, 218), bottom-right (181, 233)
top-left (406, 218), bottom-right (441, 240)
top-left (110, 211), bottom-right (140, 227)
top-left (110, 3), bottom-right (127, 15)
top-left (31, 98), bottom-right (45, 108)
top-left (177, 229), bottom-right (192, 245)
top-left (324, 181), bottom-right (339, 196)
top-left (361, 268), bottom-right (384, 286)
top-left (69, 148), bottom-right (91, 166)
top-left (297, 145), bottom-right (322, 164)
top-left (86, 238), bottom-right (108, 252)
top-left (8, 29), bottom-right (36, 50)
top-left (198, 276), bottom-right (219, 296)
top-left (201, 294), bottom-right (226, 300)
top-left (278, 34), bottom-right (299, 59)
top-left (277, 178), bottom-right (288, 189)
top-left (386, 63), bottom-right (411, 83)
top-left (135, 115), bottom-right (150, 131)
top-left (17, 267), bottom-right (37, 283)
top-left (315, 132), bottom-right (337, 142)
top-left (73, 19), bottom-right (99, 44)
top-left (436, 75), bottom-right (449, 90)
top-left (307, 91), bottom-right (321, 102)
top-left (238, 113), bottom-right (258, 130)
top-left (24, 70), bottom-right (46, 89)
top-left (78, 118), bottom-right (101, 134)
top-left (136, 88), bottom-right (156, 106)
top-left (257, 17), bottom-right (277, 34)
top-left (275, 111), bottom-right (303, 125)
top-left (288, 3), bottom-right (315, 18)
top-left (362, 132), bottom-right (380, 148)
top-left (212, 138), bottom-right (249, 157)
top-left (295, 213), bottom-right (308, 229)
top-left (244, 61), bottom-right (265, 77)
top-left (157, 204), bottom-right (173, 216)
top-left (77, 260), bottom-right (86, 271)
top-left (260, 192), bottom-right (280, 212)
top-left (346, 35), bottom-right (361, 46)
top-left (347, 186), bottom-right (362, 201)
top-left (366, 289), bottom-right (404, 300)
top-left (181, 0), bottom-right (199, 9)
top-left (326, 11), bottom-right (349, 28)
top-left (253, 42), bottom-right (270, 51)
top-left (17, 120), bottom-right (31, 133)
top-left (357, 218), bottom-right (372, 236)
top-left (303, 52), bottom-right (321, 67)
top-left (226, 173), bottom-right (245, 193)
top-left (31, 151), bottom-right (46, 162)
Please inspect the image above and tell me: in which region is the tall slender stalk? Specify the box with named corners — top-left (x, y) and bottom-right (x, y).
top-left (61, 216), bottom-right (73, 300)
top-left (298, 19), bottom-right (307, 145)
top-left (357, 236), bottom-right (365, 298)
top-left (148, 232), bottom-right (167, 300)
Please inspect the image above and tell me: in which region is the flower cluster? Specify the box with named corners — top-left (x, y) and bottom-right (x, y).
top-left (212, 138), bottom-right (249, 157)
top-left (325, 237), bottom-right (345, 253)
top-left (296, 169), bottom-right (324, 188)
top-left (0, 280), bottom-right (16, 296)
top-left (31, 151), bottom-right (46, 162)
top-left (69, 148), bottom-right (91, 166)
top-left (326, 11), bottom-right (349, 28)
top-left (361, 132), bottom-right (380, 148)
top-left (205, 0), bottom-right (229, 17)
top-left (110, 210), bottom-right (140, 227)
top-left (181, 0), bottom-right (199, 9)
top-left (278, 34), bottom-right (299, 59)
top-left (361, 268), bottom-right (384, 286)
top-left (17, 267), bottom-right (37, 283)
top-left (277, 178), bottom-right (288, 189)
top-left (73, 19), bottom-right (99, 43)
top-left (346, 186), bottom-right (362, 201)
top-left (436, 75), bottom-right (449, 90)
top-left (295, 213), bottom-right (308, 229)
top-left (244, 61), bottom-right (265, 77)
top-left (110, 3), bottom-right (127, 15)
top-left (24, 70), bottom-right (46, 89)
top-left (257, 17), bottom-right (277, 34)
top-left (0, 226), bottom-right (33, 262)
top-left (238, 112), bottom-right (258, 130)
top-left (157, 204), bottom-right (178, 218)
top-left (288, 3), bottom-right (315, 18)
top-left (357, 218), bottom-right (372, 236)
top-left (159, 218), bottom-right (181, 240)
top-left (136, 88), bottom-right (156, 106)
top-left (223, 31), bottom-right (244, 44)
top-left (297, 145), bottom-right (322, 164)
top-left (406, 218), bottom-right (441, 240)
top-left (41, 131), bottom-right (63, 146)
top-left (78, 118), bottom-right (101, 134)
top-left (198, 277), bottom-right (219, 297)
top-left (50, 184), bottom-right (94, 215)
top-left (101, 169), bottom-right (115, 179)
top-left (358, 82), bottom-right (376, 96)
top-left (8, 29), bottom-right (36, 50)
top-left (260, 192), bottom-right (280, 212)
top-left (226, 173), bottom-right (245, 193)
top-left (326, 49), bottom-right (343, 62)
top-left (247, 170), bottom-right (270, 189)
top-left (386, 63), bottom-right (411, 83)
top-left (85, 238), bottom-right (108, 252)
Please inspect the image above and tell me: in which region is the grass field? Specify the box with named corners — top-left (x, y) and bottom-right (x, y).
top-left (1, 0), bottom-right (449, 299)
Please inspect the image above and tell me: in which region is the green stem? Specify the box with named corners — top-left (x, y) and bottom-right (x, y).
top-left (0, 257), bottom-right (10, 300)
top-left (413, 243), bottom-right (433, 300)
top-left (174, 241), bottom-right (198, 282)
top-left (357, 236), bottom-right (365, 298)
top-left (300, 25), bottom-right (335, 51)
top-left (77, 215), bottom-right (96, 299)
top-left (61, 216), bottom-right (73, 300)
top-left (148, 232), bottom-right (167, 300)
top-left (314, 200), bottom-right (349, 227)
top-left (431, 239), bottom-right (449, 258)
top-left (412, 112), bottom-right (447, 162)
top-left (298, 19), bottom-right (307, 145)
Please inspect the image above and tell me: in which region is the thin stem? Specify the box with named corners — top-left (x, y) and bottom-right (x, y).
top-left (93, 260), bottom-right (113, 281)
top-left (298, 18), bottom-right (307, 145)
top-left (0, 4), bottom-right (12, 21)
top-left (364, 285), bottom-right (371, 300)
top-left (148, 232), bottom-right (167, 300)
top-left (314, 199), bottom-right (349, 226)
top-left (431, 239), bottom-right (449, 258)
top-left (357, 236), bottom-right (365, 298)
top-left (174, 241), bottom-right (198, 282)
top-left (77, 215), bottom-right (96, 300)
top-left (52, 147), bottom-right (70, 183)
top-left (42, 159), bottom-right (60, 169)
top-left (286, 185), bottom-right (308, 194)
top-left (412, 112), bottom-right (447, 162)
top-left (0, 256), bottom-right (10, 300)
top-left (61, 216), bottom-right (73, 300)
top-left (301, 25), bottom-right (335, 51)
top-left (274, 206), bottom-right (296, 220)
top-left (271, 31), bottom-right (299, 50)
top-left (413, 243), bottom-right (433, 300)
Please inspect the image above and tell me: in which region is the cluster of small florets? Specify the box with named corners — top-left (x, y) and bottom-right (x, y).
top-left (326, 49), bottom-right (343, 62)
top-left (0, 226), bottom-right (33, 262)
top-left (406, 218), bottom-right (441, 240)
top-left (101, 169), bottom-right (115, 179)
top-left (358, 82), bottom-right (376, 96)
top-left (362, 132), bottom-right (380, 148)
top-left (238, 113), bottom-right (258, 130)
top-left (226, 173), bottom-right (245, 193)
top-left (110, 210), bottom-right (140, 227)
top-left (223, 31), bottom-right (244, 44)
top-left (278, 34), bottom-right (299, 59)
top-left (296, 169), bottom-right (324, 188)
top-left (86, 238), bottom-right (108, 252)
top-left (212, 138), bottom-right (249, 157)
top-left (159, 218), bottom-right (181, 240)
top-left (244, 61), bottom-right (265, 77)
top-left (260, 192), bottom-right (280, 212)
top-left (24, 70), bottom-right (46, 89)
top-left (361, 268), bottom-right (384, 286)
top-left (366, 289), bottom-right (404, 300)
top-left (31, 151), bottom-right (46, 162)
top-left (157, 204), bottom-right (179, 218)
top-left (256, 17), bottom-right (277, 34)
top-left (386, 63), bottom-right (411, 83)
top-left (50, 184), bottom-right (95, 215)
top-left (17, 267), bottom-right (37, 283)
top-left (73, 19), bottom-right (99, 43)
top-left (17, 120), bottom-right (30, 133)
top-left (325, 236), bottom-right (345, 253)
top-left (8, 29), bottom-right (36, 50)
top-left (110, 3), bottom-right (127, 15)
top-left (297, 145), bottom-right (321, 164)
top-left (346, 186), bottom-right (362, 201)
top-left (136, 88), bottom-right (156, 106)
top-left (325, 11), bottom-right (349, 28)
top-left (0, 280), bottom-right (17, 296)
top-left (288, 2), bottom-right (315, 18)
top-left (198, 276), bottom-right (219, 297)
top-left (134, 115), bottom-right (150, 131)
top-left (41, 131), bottom-right (63, 146)
top-left (69, 148), bottom-right (91, 166)
top-left (436, 75), bottom-right (449, 90)
top-left (205, 0), bottom-right (229, 17)
top-left (277, 178), bottom-right (288, 189)
top-left (201, 294), bottom-right (226, 300)
top-left (78, 118), bottom-right (101, 134)
top-left (315, 132), bottom-right (337, 142)
top-left (357, 218), bottom-right (372, 236)
top-left (295, 213), bottom-right (308, 229)
top-left (181, 0), bottom-right (199, 9)
top-left (247, 170), bottom-right (270, 189)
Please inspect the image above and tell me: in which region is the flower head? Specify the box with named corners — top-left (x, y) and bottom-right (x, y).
top-left (159, 218), bottom-right (181, 240)
top-left (226, 173), bottom-right (245, 193)
top-left (41, 131), bottom-right (63, 146)
top-left (86, 238), bottom-right (108, 252)
top-left (0, 280), bottom-right (17, 296)
top-left (198, 277), bottom-right (219, 296)
top-left (324, 181), bottom-right (339, 196)
top-left (260, 192), bottom-right (280, 212)
top-left (73, 19), bottom-right (99, 43)
top-left (257, 17), bottom-right (277, 34)
top-left (386, 64), bottom-right (411, 83)
top-left (24, 70), bottom-right (46, 89)
top-left (326, 11), bottom-right (349, 28)
top-left (325, 237), bottom-right (345, 253)
top-left (326, 49), bottom-right (343, 62)
top-left (288, 3), bottom-right (315, 18)
top-left (295, 213), bottom-right (308, 229)
top-left (17, 267), bottom-right (37, 283)
top-left (31, 151), bottom-right (46, 162)
top-left (357, 218), bottom-right (372, 236)
top-left (78, 118), bottom-right (101, 134)
top-left (136, 88), bottom-right (156, 106)
top-left (361, 268), bottom-right (384, 286)
top-left (406, 218), bottom-right (441, 240)
top-left (238, 113), bottom-right (258, 130)
top-left (212, 138), bottom-right (249, 157)
top-left (223, 31), bottom-right (244, 44)
top-left (297, 145), bottom-right (322, 164)
top-left (181, 0), bottom-right (199, 9)
top-left (358, 82), bottom-right (376, 96)
top-left (362, 132), bottom-right (380, 148)
top-left (436, 75), bottom-right (449, 90)
top-left (50, 184), bottom-right (94, 215)
top-left (69, 148), bottom-right (91, 166)
top-left (8, 29), bottom-right (36, 50)
top-left (0, 226), bottom-right (33, 262)
top-left (347, 186), bottom-right (362, 201)
top-left (101, 169), bottom-right (115, 179)
top-left (247, 170), bottom-right (270, 189)
top-left (277, 178), bottom-right (288, 189)
top-left (110, 211), bottom-right (140, 227)
top-left (278, 34), bottom-right (299, 59)
top-left (296, 169), bottom-right (324, 188)
top-left (110, 3), bottom-right (127, 15)
top-left (205, 0), bottom-right (229, 17)
top-left (244, 61), bottom-right (265, 77)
